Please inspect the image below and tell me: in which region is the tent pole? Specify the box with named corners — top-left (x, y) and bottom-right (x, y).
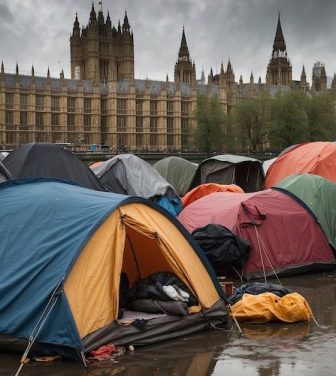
top-left (228, 304), bottom-right (243, 335)
top-left (13, 281), bottom-right (63, 376)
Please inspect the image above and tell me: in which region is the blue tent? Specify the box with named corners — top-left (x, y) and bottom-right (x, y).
top-left (0, 179), bottom-right (226, 363)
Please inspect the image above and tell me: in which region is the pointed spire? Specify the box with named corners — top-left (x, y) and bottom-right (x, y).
top-left (72, 12), bottom-right (80, 38)
top-left (122, 10), bottom-right (130, 32)
top-left (220, 62), bottom-right (224, 75)
top-left (60, 69), bottom-right (64, 80)
top-left (106, 10), bottom-right (111, 27)
top-left (258, 76), bottom-right (261, 84)
top-left (118, 20), bottom-right (121, 33)
top-left (210, 67), bottom-right (213, 78)
top-left (250, 71), bottom-right (254, 83)
top-left (31, 65), bottom-right (34, 77)
top-left (273, 12), bottom-right (286, 53)
top-left (226, 59), bottom-right (232, 72)
top-left (239, 75), bottom-right (243, 85)
top-left (178, 27), bottom-right (190, 62)
top-left (47, 67), bottom-right (50, 78)
top-left (1, 61), bottom-right (4, 74)
top-left (90, 2), bottom-right (97, 22)
top-left (16, 62), bottom-right (19, 75)
top-left (301, 65), bottom-right (306, 81)
top-left (166, 74), bottom-right (169, 82)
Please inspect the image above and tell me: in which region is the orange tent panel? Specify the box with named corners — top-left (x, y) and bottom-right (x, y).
top-left (265, 142), bottom-right (336, 188)
top-left (182, 183), bottom-right (244, 208)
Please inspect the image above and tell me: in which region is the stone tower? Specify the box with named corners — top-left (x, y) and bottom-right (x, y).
top-left (266, 13), bottom-right (292, 86)
top-left (299, 65), bottom-right (308, 92)
top-left (70, 3), bottom-right (134, 83)
top-left (312, 62), bottom-right (327, 92)
top-left (174, 27), bottom-right (196, 84)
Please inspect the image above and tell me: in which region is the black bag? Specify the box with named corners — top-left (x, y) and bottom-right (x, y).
top-left (192, 224), bottom-right (250, 272)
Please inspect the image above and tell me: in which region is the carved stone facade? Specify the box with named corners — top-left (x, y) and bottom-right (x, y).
top-left (0, 5), bottom-right (218, 151)
top-left (70, 5), bottom-right (134, 83)
top-left (0, 7), bottom-right (333, 151)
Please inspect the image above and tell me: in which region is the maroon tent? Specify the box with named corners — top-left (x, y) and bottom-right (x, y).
top-left (178, 190), bottom-right (335, 280)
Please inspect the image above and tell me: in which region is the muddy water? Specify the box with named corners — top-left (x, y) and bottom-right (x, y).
top-left (1, 271), bottom-right (336, 376)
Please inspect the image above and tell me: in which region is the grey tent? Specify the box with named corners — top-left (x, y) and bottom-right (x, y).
top-left (0, 152), bottom-right (9, 162)
top-left (0, 160), bottom-right (12, 183)
top-left (189, 154), bottom-right (264, 193)
top-left (263, 157), bottom-right (277, 174)
top-left (91, 154), bottom-right (182, 216)
top-left (3, 143), bottom-right (104, 191)
top-left (154, 156), bottom-right (198, 196)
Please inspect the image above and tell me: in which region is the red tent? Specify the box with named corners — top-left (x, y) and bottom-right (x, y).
top-left (265, 141), bottom-right (336, 188)
top-left (178, 190), bottom-right (335, 279)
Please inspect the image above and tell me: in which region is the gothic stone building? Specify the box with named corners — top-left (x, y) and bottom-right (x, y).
top-left (0, 5), bottom-right (226, 152)
top-left (0, 6), bottom-right (334, 151)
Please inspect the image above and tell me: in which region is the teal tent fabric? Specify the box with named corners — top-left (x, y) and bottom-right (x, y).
top-left (275, 173), bottom-right (336, 251)
top-left (0, 179), bottom-right (128, 356)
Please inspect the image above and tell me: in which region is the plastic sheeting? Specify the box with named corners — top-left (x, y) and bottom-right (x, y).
top-left (231, 292), bottom-right (312, 323)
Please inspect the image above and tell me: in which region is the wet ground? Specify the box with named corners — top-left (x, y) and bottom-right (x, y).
top-left (1, 271), bottom-right (336, 376)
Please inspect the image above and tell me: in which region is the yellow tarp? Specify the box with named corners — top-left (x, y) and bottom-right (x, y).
top-left (231, 292), bottom-right (312, 323)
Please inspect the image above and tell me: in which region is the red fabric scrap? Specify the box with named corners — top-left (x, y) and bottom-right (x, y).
top-left (90, 343), bottom-right (117, 361)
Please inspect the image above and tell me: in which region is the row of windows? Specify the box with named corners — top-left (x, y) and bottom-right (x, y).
top-left (4, 111), bottom-right (191, 132)
top-left (4, 111), bottom-right (93, 128)
top-left (5, 94), bottom-right (92, 113)
top-left (5, 94), bottom-right (191, 116)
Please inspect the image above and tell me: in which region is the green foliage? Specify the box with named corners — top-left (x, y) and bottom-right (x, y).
top-left (306, 92), bottom-right (336, 141)
top-left (194, 95), bottom-right (227, 153)
top-left (195, 89), bottom-right (336, 154)
top-left (269, 91), bottom-right (309, 150)
top-left (232, 91), bottom-right (271, 152)
top-left (268, 90), bottom-right (336, 150)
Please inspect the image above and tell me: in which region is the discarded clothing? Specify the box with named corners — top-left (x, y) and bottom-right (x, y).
top-left (163, 285), bottom-right (190, 302)
top-left (231, 292), bottom-right (313, 323)
top-left (227, 282), bottom-right (292, 305)
top-left (90, 343), bottom-right (117, 361)
top-left (131, 298), bottom-right (188, 316)
top-left (123, 272), bottom-right (198, 310)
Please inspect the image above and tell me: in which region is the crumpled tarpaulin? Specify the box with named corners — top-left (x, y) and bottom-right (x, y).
top-left (231, 292), bottom-right (312, 323)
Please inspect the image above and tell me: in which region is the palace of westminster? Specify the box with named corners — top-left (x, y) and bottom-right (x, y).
top-left (1, 3), bottom-right (336, 152)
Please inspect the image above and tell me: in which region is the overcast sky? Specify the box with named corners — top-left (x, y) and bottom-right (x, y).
top-left (1, 0), bottom-right (336, 84)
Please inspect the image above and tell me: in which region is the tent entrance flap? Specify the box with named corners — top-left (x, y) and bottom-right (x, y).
top-left (119, 204), bottom-right (220, 309)
top-left (121, 214), bottom-right (193, 294)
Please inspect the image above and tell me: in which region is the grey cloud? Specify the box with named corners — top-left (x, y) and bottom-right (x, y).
top-left (1, 0), bottom-right (336, 82)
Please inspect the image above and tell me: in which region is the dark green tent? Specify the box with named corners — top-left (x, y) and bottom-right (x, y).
top-left (154, 156), bottom-right (198, 196)
top-left (275, 173), bottom-right (336, 251)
